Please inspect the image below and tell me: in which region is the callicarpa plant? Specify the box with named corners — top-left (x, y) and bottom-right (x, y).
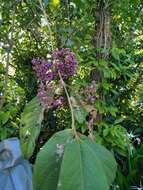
top-left (1, 0), bottom-right (142, 189)
top-left (19, 1), bottom-right (117, 190)
top-left (17, 48), bottom-right (116, 190)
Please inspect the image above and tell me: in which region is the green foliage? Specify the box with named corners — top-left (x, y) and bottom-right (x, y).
top-left (0, 0), bottom-right (142, 189)
top-left (0, 102), bottom-right (20, 140)
top-left (96, 124), bottom-right (130, 157)
top-left (33, 129), bottom-right (117, 190)
top-left (113, 145), bottom-right (143, 190)
top-left (20, 97), bottom-right (44, 159)
top-left (0, 111), bottom-right (10, 126)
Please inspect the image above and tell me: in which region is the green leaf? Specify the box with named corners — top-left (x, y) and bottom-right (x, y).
top-left (0, 111), bottom-right (10, 126)
top-left (33, 130), bottom-right (117, 190)
top-left (111, 48), bottom-right (126, 60)
top-left (33, 129), bottom-right (74, 190)
top-left (74, 107), bottom-right (87, 124)
top-left (103, 128), bottom-right (109, 137)
top-left (20, 97), bottom-right (44, 159)
top-left (81, 136), bottom-right (117, 186)
top-left (114, 118), bottom-right (124, 124)
top-left (111, 48), bottom-right (120, 60)
top-left (108, 106), bottom-right (118, 117)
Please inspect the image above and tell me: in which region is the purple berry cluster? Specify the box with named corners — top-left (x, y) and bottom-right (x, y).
top-left (52, 48), bottom-right (77, 79)
top-left (32, 48), bottom-right (78, 109)
top-left (32, 58), bottom-right (53, 82)
top-left (37, 82), bottom-right (54, 108)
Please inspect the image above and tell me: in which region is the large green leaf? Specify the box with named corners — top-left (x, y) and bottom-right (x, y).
top-left (33, 129), bottom-right (74, 190)
top-left (58, 139), bottom-right (108, 190)
top-left (80, 135), bottom-right (117, 186)
top-left (20, 97), bottom-right (44, 159)
top-left (33, 129), bottom-right (117, 190)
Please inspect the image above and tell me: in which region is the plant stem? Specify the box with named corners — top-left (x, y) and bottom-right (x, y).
top-left (38, 1), bottom-right (78, 137)
top-left (58, 72), bottom-right (78, 138)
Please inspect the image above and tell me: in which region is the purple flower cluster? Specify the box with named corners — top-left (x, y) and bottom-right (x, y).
top-left (32, 48), bottom-right (78, 109)
top-left (37, 83), bottom-right (54, 108)
top-left (53, 48), bottom-right (77, 79)
top-left (32, 58), bottom-right (53, 82)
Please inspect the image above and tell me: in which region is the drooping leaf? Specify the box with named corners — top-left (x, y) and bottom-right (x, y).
top-left (33, 129), bottom-right (117, 190)
top-left (20, 97), bottom-right (44, 159)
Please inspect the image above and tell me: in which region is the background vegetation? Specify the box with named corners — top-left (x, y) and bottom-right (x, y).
top-left (0, 0), bottom-right (143, 189)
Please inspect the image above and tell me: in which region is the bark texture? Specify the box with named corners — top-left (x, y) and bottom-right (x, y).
top-left (93, 0), bottom-right (111, 123)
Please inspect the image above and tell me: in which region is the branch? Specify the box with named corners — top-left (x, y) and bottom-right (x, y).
top-left (0, 5), bottom-right (15, 109)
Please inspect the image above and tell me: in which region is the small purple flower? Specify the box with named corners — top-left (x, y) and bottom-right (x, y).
top-left (45, 62), bottom-right (52, 69)
top-left (52, 48), bottom-right (77, 79)
top-left (52, 96), bottom-right (64, 108)
top-left (45, 72), bottom-right (53, 81)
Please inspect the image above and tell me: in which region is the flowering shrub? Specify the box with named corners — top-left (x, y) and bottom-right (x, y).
top-left (32, 48), bottom-right (78, 109)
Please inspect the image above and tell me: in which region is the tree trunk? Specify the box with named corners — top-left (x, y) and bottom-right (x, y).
top-left (92, 0), bottom-right (111, 123)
